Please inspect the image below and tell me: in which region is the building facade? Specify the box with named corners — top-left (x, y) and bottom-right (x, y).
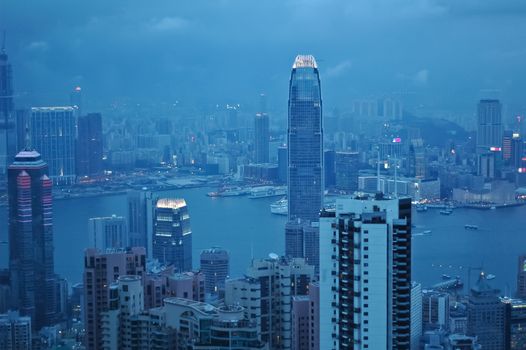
top-left (8, 150), bottom-right (57, 330)
top-left (319, 195), bottom-right (412, 349)
top-left (0, 311), bottom-right (31, 350)
top-left (88, 215), bottom-right (128, 250)
top-left (152, 198), bottom-right (192, 272)
top-left (29, 107), bottom-right (76, 185)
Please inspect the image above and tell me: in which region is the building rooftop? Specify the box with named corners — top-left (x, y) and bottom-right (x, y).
top-left (292, 55), bottom-right (318, 69)
top-left (156, 198), bottom-right (187, 209)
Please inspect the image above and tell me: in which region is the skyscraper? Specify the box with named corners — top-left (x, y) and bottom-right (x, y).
top-left (200, 247), bottom-right (230, 296)
top-left (29, 107), bottom-right (76, 185)
top-left (477, 99), bottom-right (503, 152)
top-left (152, 198), bottom-right (192, 272)
top-left (0, 310), bottom-right (31, 350)
top-left (8, 150), bottom-right (57, 330)
top-left (127, 189), bottom-right (154, 254)
top-left (254, 113), bottom-right (269, 163)
top-left (287, 54), bottom-right (323, 223)
top-left (319, 194), bottom-right (412, 349)
top-left (83, 247), bottom-right (146, 350)
top-left (76, 113), bottom-right (103, 177)
top-left (517, 255), bottom-right (526, 299)
top-left (0, 42), bottom-right (17, 178)
top-left (88, 215), bottom-right (128, 250)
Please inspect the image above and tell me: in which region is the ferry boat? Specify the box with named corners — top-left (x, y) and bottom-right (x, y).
top-left (207, 187), bottom-right (249, 197)
top-left (464, 224), bottom-right (479, 230)
top-left (248, 186), bottom-right (287, 199)
top-left (270, 198), bottom-right (287, 216)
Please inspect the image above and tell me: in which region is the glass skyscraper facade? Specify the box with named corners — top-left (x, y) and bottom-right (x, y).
top-left (152, 198), bottom-right (192, 272)
top-left (287, 55), bottom-right (323, 223)
top-left (29, 107), bottom-right (76, 185)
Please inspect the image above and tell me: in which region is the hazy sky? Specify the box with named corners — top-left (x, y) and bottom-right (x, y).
top-left (2, 0), bottom-right (526, 114)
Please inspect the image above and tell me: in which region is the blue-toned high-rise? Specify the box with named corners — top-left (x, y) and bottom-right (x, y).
top-left (287, 55), bottom-right (323, 222)
top-left (286, 55), bottom-right (323, 269)
top-left (0, 42), bottom-right (17, 179)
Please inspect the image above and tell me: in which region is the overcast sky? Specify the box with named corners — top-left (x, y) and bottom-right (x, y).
top-left (2, 0), bottom-right (526, 114)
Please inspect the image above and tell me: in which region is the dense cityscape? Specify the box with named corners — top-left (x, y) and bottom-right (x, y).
top-left (2, 2), bottom-right (526, 350)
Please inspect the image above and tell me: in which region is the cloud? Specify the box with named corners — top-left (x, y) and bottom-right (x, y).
top-left (26, 41), bottom-right (48, 51)
top-left (413, 69), bottom-right (429, 85)
top-left (149, 17), bottom-right (190, 32)
top-left (326, 60), bottom-right (352, 77)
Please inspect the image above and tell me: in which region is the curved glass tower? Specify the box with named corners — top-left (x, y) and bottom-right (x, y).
top-left (287, 55), bottom-right (323, 223)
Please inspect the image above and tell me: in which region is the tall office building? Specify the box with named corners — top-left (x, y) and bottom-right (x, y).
top-left (200, 247), bottom-right (230, 296)
top-left (466, 272), bottom-right (505, 350)
top-left (8, 150), bottom-right (57, 330)
top-left (152, 198), bottom-right (192, 272)
top-left (254, 113), bottom-right (269, 163)
top-left (477, 99), bottom-right (503, 152)
top-left (287, 54), bottom-right (323, 223)
top-left (0, 311), bottom-right (32, 350)
top-left (0, 42), bottom-right (17, 178)
top-left (278, 146), bottom-right (287, 183)
top-left (319, 194), bottom-right (412, 349)
top-left (127, 189), bottom-right (154, 254)
top-left (29, 107), bottom-right (76, 185)
top-left (88, 215), bottom-right (128, 250)
top-left (225, 256), bottom-right (315, 350)
top-left (335, 151), bottom-right (359, 192)
top-left (76, 113), bottom-right (103, 177)
top-left (83, 247), bottom-right (146, 350)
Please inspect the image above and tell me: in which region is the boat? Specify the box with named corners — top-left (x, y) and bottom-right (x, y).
top-left (423, 230), bottom-right (432, 235)
top-left (439, 209), bottom-right (453, 215)
top-left (442, 274), bottom-right (451, 280)
top-left (270, 198), bottom-right (287, 216)
top-left (490, 206), bottom-right (496, 210)
top-left (248, 186), bottom-right (287, 199)
top-left (207, 187), bottom-right (249, 197)
top-left (416, 205), bottom-right (428, 212)
top-left (464, 224), bottom-right (479, 230)
top-left (486, 274), bottom-right (496, 280)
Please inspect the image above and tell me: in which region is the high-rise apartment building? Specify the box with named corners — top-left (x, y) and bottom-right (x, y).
top-left (319, 194), bottom-right (412, 349)
top-left (152, 198), bottom-right (192, 272)
top-left (0, 311), bottom-right (31, 350)
top-left (88, 215), bottom-right (128, 250)
top-left (0, 44), bottom-right (17, 179)
top-left (200, 247), bottom-right (229, 296)
top-left (410, 282), bottom-right (422, 350)
top-left (516, 255), bottom-right (526, 299)
top-left (29, 107), bottom-right (76, 185)
top-left (83, 247), bottom-right (146, 350)
top-left (291, 282), bottom-right (319, 350)
top-left (466, 272), bottom-right (505, 350)
top-left (225, 256), bottom-right (315, 350)
top-left (287, 54), bottom-right (323, 223)
top-left (76, 113), bottom-right (103, 177)
top-left (8, 150), bottom-right (57, 330)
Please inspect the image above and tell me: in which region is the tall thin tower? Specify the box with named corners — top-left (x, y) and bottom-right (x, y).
top-left (287, 54), bottom-right (323, 222)
top-left (8, 149), bottom-right (57, 330)
top-left (0, 35), bottom-right (17, 177)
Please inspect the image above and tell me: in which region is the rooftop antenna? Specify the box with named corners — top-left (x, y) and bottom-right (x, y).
top-left (376, 148), bottom-right (381, 193)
